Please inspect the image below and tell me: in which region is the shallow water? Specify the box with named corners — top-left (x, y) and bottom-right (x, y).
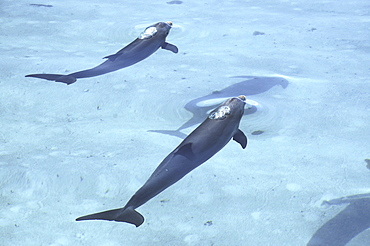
top-left (1, 0), bottom-right (369, 245)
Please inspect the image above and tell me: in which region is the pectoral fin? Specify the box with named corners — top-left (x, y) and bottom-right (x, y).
top-left (233, 129), bottom-right (247, 149)
top-left (162, 42), bottom-right (178, 53)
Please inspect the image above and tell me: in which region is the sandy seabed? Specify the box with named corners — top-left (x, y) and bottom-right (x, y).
top-left (0, 0), bottom-right (369, 245)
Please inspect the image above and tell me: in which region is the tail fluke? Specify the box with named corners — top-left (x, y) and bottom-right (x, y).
top-left (25, 74), bottom-right (77, 85)
top-left (76, 207), bottom-right (144, 227)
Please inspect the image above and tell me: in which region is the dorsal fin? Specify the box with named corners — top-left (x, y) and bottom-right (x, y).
top-left (174, 143), bottom-right (195, 160)
top-left (103, 53), bottom-right (119, 61)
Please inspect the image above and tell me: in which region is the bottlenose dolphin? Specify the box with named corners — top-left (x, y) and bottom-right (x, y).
top-left (25, 21), bottom-right (178, 84)
top-left (76, 95), bottom-right (248, 227)
top-left (149, 76), bottom-right (289, 138)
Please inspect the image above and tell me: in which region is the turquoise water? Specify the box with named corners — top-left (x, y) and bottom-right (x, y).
top-left (1, 0), bottom-right (369, 245)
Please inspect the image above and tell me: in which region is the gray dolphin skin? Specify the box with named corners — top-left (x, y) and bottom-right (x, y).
top-left (76, 95), bottom-right (248, 227)
top-left (25, 21), bottom-right (178, 84)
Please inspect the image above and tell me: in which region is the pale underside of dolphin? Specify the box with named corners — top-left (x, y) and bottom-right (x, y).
top-left (76, 96), bottom-right (248, 227)
top-left (25, 21), bottom-right (178, 84)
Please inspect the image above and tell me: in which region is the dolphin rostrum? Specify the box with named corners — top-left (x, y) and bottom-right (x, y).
top-left (76, 95), bottom-right (248, 227)
top-left (25, 21), bottom-right (178, 84)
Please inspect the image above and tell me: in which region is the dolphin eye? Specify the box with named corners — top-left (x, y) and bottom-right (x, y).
top-left (138, 26), bottom-right (158, 39)
top-left (208, 106), bottom-right (231, 120)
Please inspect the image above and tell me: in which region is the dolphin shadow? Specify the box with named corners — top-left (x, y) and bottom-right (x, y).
top-left (149, 75), bottom-right (289, 138)
top-left (307, 193), bottom-right (370, 246)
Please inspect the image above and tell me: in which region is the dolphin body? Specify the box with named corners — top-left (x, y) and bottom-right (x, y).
top-left (76, 96), bottom-right (248, 227)
top-left (25, 21), bottom-right (178, 84)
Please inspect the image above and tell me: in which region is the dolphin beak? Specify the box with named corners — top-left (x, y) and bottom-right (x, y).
top-left (237, 95), bottom-right (246, 102)
top-left (165, 21), bottom-right (173, 26)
